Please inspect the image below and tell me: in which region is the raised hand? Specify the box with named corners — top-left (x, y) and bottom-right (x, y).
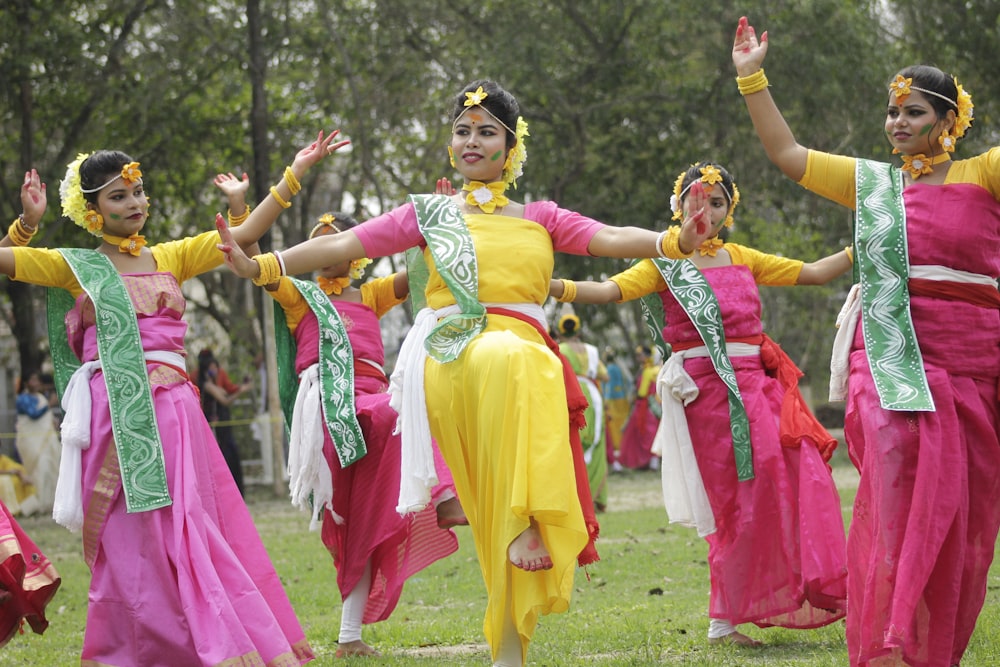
top-left (20, 169), bottom-right (46, 228)
top-left (732, 16), bottom-right (768, 76)
top-left (213, 172), bottom-right (250, 199)
top-left (435, 177), bottom-right (456, 196)
top-left (290, 129), bottom-right (351, 174)
top-left (677, 182), bottom-right (716, 251)
top-left (215, 214), bottom-right (261, 279)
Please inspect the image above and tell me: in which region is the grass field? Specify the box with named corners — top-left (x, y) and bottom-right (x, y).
top-left (5, 443), bottom-right (1000, 665)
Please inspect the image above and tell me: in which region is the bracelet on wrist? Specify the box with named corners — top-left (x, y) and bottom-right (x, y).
top-left (283, 167), bottom-right (301, 195)
top-left (659, 226), bottom-right (692, 259)
top-left (844, 245), bottom-right (854, 264)
top-left (736, 68), bottom-right (769, 96)
top-left (556, 279), bottom-right (577, 303)
top-left (269, 186), bottom-right (292, 209)
top-left (8, 214), bottom-right (37, 247)
top-left (227, 205), bottom-right (251, 226)
top-left (251, 252), bottom-right (284, 286)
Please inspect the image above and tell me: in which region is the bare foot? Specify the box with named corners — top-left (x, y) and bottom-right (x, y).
top-left (436, 496), bottom-right (469, 529)
top-left (507, 522), bottom-right (552, 571)
top-left (708, 630), bottom-right (762, 647)
top-left (335, 640), bottom-right (380, 658)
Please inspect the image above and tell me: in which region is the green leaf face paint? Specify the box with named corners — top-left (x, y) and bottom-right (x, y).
top-left (918, 125), bottom-right (932, 137)
top-left (109, 213), bottom-right (122, 220)
top-left (490, 150), bottom-right (503, 162)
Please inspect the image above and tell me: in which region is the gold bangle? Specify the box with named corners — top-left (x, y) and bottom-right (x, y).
top-left (227, 205), bottom-right (251, 226)
top-left (659, 226), bottom-right (692, 259)
top-left (269, 186), bottom-right (291, 209)
top-left (736, 68), bottom-right (769, 96)
top-left (251, 252), bottom-right (283, 286)
top-left (556, 279), bottom-right (577, 303)
top-left (844, 245), bottom-right (854, 264)
top-left (283, 167), bottom-right (301, 195)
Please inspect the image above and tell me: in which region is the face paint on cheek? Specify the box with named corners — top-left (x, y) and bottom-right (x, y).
top-left (490, 150), bottom-right (503, 162)
top-left (918, 125), bottom-right (933, 136)
top-left (109, 213), bottom-right (122, 221)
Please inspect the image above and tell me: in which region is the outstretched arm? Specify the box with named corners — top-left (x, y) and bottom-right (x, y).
top-left (796, 247), bottom-right (853, 285)
top-left (733, 16), bottom-right (809, 181)
top-left (228, 129), bottom-right (351, 248)
top-left (550, 278), bottom-right (623, 304)
top-left (588, 192), bottom-right (715, 259)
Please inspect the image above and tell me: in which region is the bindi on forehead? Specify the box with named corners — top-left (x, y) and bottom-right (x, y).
top-left (467, 112), bottom-right (484, 123)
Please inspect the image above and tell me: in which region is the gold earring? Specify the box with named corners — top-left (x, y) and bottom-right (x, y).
top-left (447, 146), bottom-right (456, 168)
top-left (83, 209), bottom-right (104, 234)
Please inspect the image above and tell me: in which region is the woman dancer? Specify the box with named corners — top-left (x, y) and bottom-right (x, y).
top-left (733, 16), bottom-right (1000, 667)
top-left (553, 160), bottom-right (850, 645)
top-left (0, 129), bottom-right (346, 665)
top-left (216, 80), bottom-right (715, 666)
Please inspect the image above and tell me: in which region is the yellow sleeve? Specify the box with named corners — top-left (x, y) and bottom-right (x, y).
top-left (798, 150), bottom-right (857, 209)
top-left (610, 259), bottom-right (667, 302)
top-left (725, 243), bottom-right (803, 286)
top-left (10, 247), bottom-right (81, 293)
top-left (360, 274), bottom-right (406, 318)
top-left (945, 147), bottom-right (1000, 199)
top-left (150, 230), bottom-right (223, 282)
top-left (269, 277), bottom-right (309, 333)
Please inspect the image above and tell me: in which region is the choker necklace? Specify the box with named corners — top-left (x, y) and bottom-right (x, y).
top-left (899, 152), bottom-right (951, 180)
top-left (697, 237), bottom-right (725, 257)
top-left (462, 181), bottom-right (509, 214)
top-left (101, 232), bottom-right (147, 257)
top-left (318, 275), bottom-right (351, 295)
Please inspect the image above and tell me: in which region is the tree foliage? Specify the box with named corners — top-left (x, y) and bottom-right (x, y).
top-left (1, 0), bottom-right (997, 394)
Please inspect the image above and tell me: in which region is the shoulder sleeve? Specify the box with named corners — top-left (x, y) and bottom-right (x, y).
top-left (352, 203), bottom-right (425, 258)
top-left (360, 273), bottom-right (406, 318)
top-left (10, 247), bottom-right (79, 291)
top-left (526, 201), bottom-right (604, 255)
top-left (610, 259), bottom-right (667, 302)
top-left (798, 149), bottom-right (857, 209)
top-left (726, 244), bottom-right (803, 286)
top-left (151, 230), bottom-right (222, 282)
top-left (947, 147), bottom-right (1000, 199)
top-left (269, 277), bottom-right (309, 332)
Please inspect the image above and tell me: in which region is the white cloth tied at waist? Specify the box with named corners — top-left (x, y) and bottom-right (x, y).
top-left (828, 264), bottom-right (998, 401)
top-left (287, 363), bottom-right (337, 530)
top-left (653, 342), bottom-right (759, 538)
top-left (53, 350), bottom-right (185, 532)
top-left (390, 302), bottom-right (546, 514)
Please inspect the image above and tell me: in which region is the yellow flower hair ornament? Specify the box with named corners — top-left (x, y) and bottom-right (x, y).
top-left (670, 164), bottom-right (739, 228)
top-left (60, 152), bottom-right (99, 234)
top-left (349, 258), bottom-right (372, 280)
top-left (464, 86), bottom-right (488, 107)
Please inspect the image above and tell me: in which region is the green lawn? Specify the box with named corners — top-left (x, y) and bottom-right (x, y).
top-left (5, 447), bottom-right (1000, 665)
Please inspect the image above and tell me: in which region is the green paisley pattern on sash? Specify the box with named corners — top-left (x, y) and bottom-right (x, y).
top-left (854, 159), bottom-right (934, 411)
top-left (291, 277), bottom-right (367, 467)
top-left (653, 257), bottom-right (754, 481)
top-left (404, 246), bottom-right (430, 317)
top-left (46, 287), bottom-right (79, 398)
top-left (53, 249), bottom-right (171, 513)
top-left (409, 194), bottom-right (485, 363)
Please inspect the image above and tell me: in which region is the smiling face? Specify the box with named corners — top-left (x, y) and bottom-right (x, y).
top-left (885, 89), bottom-right (955, 156)
top-left (91, 177), bottom-right (149, 237)
top-left (450, 108), bottom-right (509, 184)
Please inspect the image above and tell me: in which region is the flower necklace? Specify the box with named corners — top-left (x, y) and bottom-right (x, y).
top-left (462, 181), bottom-right (509, 214)
top-left (101, 232), bottom-right (147, 257)
top-left (318, 275), bottom-right (352, 295)
top-left (697, 237), bottom-right (725, 257)
top-left (899, 152), bottom-right (951, 180)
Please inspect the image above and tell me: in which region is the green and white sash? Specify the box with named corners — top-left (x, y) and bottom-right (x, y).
top-left (854, 159), bottom-right (934, 411)
top-left (48, 249), bottom-right (171, 515)
top-left (409, 194), bottom-right (485, 362)
top-left (636, 260), bottom-right (672, 363)
top-left (274, 277), bottom-right (367, 467)
top-left (652, 257), bottom-right (754, 481)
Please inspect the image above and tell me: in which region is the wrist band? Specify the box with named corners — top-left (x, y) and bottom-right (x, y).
top-left (274, 249), bottom-right (286, 277)
top-left (8, 214), bottom-right (36, 247)
top-left (556, 279), bottom-right (577, 303)
top-left (227, 205), bottom-right (251, 226)
top-left (251, 252), bottom-right (283, 286)
top-left (844, 245), bottom-right (854, 264)
top-left (659, 226), bottom-right (692, 259)
top-left (736, 68), bottom-right (769, 96)
top-left (269, 186), bottom-right (291, 209)
top-left (283, 167), bottom-right (301, 195)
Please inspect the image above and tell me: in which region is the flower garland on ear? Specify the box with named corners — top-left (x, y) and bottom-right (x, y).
top-left (502, 117), bottom-right (529, 189)
top-left (60, 152), bottom-right (100, 234)
top-left (349, 257), bottom-right (372, 280)
top-left (669, 164), bottom-right (740, 228)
